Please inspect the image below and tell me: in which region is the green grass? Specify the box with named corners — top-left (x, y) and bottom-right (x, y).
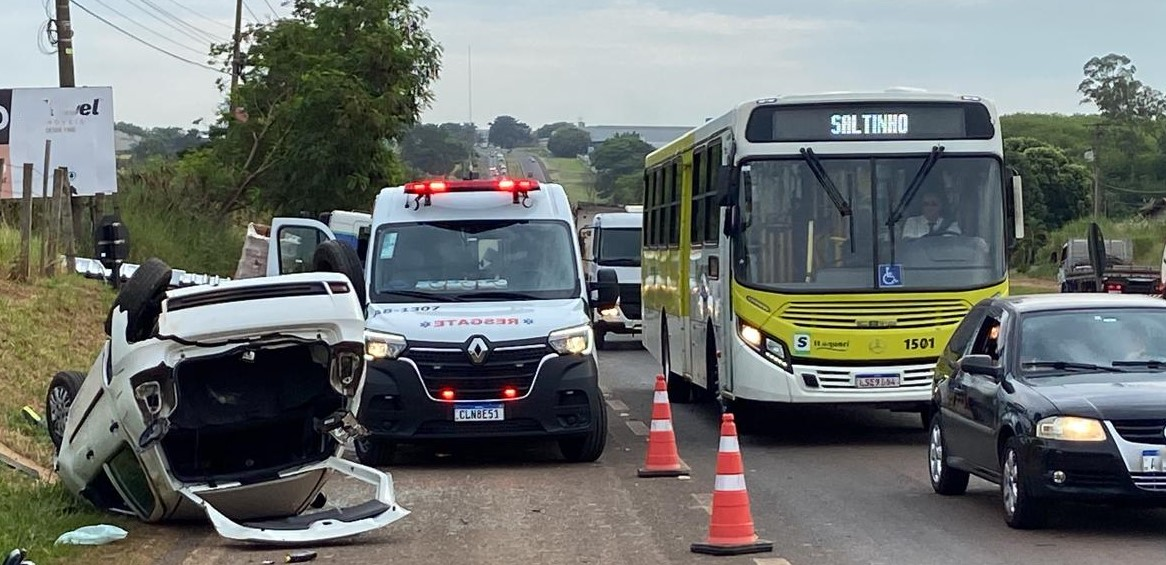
top-left (541, 156), bottom-right (596, 204)
top-left (1020, 217), bottom-right (1166, 278)
top-left (1009, 284), bottom-right (1054, 295)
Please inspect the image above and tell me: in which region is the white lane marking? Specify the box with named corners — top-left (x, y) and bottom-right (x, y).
top-left (605, 398), bottom-right (629, 412)
top-left (689, 493), bottom-right (712, 514)
top-left (626, 420), bottom-right (649, 436)
top-left (753, 559), bottom-right (791, 565)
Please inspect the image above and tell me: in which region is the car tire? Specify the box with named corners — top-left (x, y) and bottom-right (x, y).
top-left (354, 437), bottom-right (396, 467)
top-left (46, 370), bottom-right (85, 453)
top-left (116, 258), bottom-right (173, 343)
top-left (1001, 436), bottom-right (1048, 529)
top-left (312, 240), bottom-right (367, 306)
top-left (927, 413), bottom-right (969, 495)
top-left (560, 400), bottom-right (608, 463)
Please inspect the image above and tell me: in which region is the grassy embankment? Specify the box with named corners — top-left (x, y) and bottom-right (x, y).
top-left (0, 168), bottom-right (250, 563)
top-left (510, 144), bottom-right (598, 204)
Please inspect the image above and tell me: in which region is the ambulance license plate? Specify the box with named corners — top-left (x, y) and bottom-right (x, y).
top-left (454, 403), bottom-right (504, 422)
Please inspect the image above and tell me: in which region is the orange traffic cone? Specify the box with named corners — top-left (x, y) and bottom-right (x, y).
top-left (637, 374), bottom-right (691, 477)
top-left (691, 412), bottom-right (773, 556)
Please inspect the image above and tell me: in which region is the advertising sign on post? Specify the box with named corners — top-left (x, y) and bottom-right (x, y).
top-left (0, 86), bottom-right (117, 199)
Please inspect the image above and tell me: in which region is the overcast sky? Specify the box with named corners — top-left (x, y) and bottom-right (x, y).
top-left (3, 0), bottom-right (1164, 129)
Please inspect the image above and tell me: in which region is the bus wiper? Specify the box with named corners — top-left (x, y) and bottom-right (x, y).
top-left (799, 147), bottom-right (854, 252)
top-left (1023, 360), bottom-right (1127, 373)
top-left (886, 145), bottom-right (946, 230)
top-left (599, 258), bottom-right (639, 267)
top-left (462, 291), bottom-right (542, 301)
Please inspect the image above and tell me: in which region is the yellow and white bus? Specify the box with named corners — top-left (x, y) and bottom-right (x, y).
top-left (615, 90), bottom-right (1024, 431)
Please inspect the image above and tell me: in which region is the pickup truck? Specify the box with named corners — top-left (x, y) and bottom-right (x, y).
top-left (1055, 237), bottom-right (1162, 294)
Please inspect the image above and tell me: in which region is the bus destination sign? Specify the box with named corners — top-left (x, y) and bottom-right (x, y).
top-left (745, 101), bottom-right (995, 143)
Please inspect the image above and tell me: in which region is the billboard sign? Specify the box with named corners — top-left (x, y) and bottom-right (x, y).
top-left (0, 86), bottom-right (117, 199)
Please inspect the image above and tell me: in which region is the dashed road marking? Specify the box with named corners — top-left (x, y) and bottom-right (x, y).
top-left (753, 559), bottom-right (792, 565)
top-left (626, 420), bottom-right (649, 436)
top-left (690, 493), bottom-right (712, 514)
top-left (605, 398), bottom-right (629, 412)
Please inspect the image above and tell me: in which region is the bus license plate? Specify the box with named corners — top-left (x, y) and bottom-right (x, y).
top-left (454, 403), bottom-right (505, 422)
top-left (855, 374), bottom-right (900, 388)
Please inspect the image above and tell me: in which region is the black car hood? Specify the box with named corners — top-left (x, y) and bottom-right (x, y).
top-left (1031, 372), bottom-right (1166, 420)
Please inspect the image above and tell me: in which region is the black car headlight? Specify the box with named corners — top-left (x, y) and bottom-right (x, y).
top-left (1036, 416), bottom-right (1107, 442)
top-left (549, 324), bottom-right (593, 356)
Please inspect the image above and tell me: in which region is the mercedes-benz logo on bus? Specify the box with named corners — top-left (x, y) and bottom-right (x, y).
top-left (466, 336), bottom-right (491, 365)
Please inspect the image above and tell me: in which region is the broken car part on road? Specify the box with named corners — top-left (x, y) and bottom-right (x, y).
top-left (47, 244), bottom-right (409, 545)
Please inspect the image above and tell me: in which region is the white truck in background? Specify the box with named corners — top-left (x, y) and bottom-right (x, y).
top-left (576, 204), bottom-right (644, 349)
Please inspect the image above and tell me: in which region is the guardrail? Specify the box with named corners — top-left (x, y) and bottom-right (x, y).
top-left (71, 257), bottom-right (232, 289)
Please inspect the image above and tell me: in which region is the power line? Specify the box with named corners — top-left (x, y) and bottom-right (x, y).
top-left (126, 0), bottom-right (227, 45)
top-left (243, 0), bottom-right (261, 22)
top-left (88, 0), bottom-right (208, 56)
top-left (70, 0), bottom-right (227, 74)
top-left (162, 0), bottom-right (234, 31)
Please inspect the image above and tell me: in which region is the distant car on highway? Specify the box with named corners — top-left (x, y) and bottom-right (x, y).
top-left (927, 293), bottom-right (1166, 529)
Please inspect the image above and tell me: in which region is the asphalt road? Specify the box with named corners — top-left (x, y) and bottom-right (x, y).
top-left (511, 149), bottom-right (549, 183)
top-left (161, 336), bottom-right (1166, 564)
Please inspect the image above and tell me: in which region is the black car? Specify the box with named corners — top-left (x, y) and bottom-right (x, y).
top-left (927, 293), bottom-right (1166, 529)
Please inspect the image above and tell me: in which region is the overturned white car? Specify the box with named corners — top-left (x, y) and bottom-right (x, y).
top-left (45, 242), bottom-right (409, 544)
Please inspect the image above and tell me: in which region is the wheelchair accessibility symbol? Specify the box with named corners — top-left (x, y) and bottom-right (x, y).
top-left (878, 264), bottom-right (903, 288)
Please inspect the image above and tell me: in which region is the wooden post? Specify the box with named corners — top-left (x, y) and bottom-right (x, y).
top-left (15, 163), bottom-right (34, 281)
top-left (44, 168), bottom-right (63, 276)
top-left (0, 158), bottom-right (5, 224)
top-left (40, 140), bottom-right (52, 269)
top-left (62, 168), bottom-right (77, 266)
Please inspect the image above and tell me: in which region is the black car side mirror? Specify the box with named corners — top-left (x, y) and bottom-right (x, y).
top-left (958, 354), bottom-right (1002, 379)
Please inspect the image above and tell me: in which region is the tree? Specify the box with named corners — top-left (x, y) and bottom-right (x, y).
top-left (536, 121), bottom-right (573, 139)
top-left (186, 0), bottom-right (441, 215)
top-left (1004, 137), bottom-right (1091, 231)
top-left (590, 133), bottom-right (654, 199)
top-left (487, 115), bottom-right (535, 149)
top-left (609, 173), bottom-right (643, 206)
top-left (1078, 54), bottom-right (1166, 122)
top-left (399, 123), bottom-right (472, 175)
top-left (547, 126), bottom-right (590, 158)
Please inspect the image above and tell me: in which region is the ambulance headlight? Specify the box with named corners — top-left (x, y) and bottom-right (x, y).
top-left (549, 324), bottom-right (593, 356)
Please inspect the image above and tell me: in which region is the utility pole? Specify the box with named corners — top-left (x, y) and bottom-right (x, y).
top-left (467, 44), bottom-right (473, 127)
top-left (54, 0), bottom-right (76, 87)
top-left (229, 0), bottom-right (244, 104)
top-left (1089, 124), bottom-right (1102, 219)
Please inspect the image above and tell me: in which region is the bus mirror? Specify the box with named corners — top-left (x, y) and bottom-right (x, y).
top-left (723, 206), bottom-right (740, 237)
top-left (578, 227), bottom-right (595, 261)
top-left (715, 165), bottom-right (734, 196)
top-left (1011, 174), bottom-right (1024, 239)
top-left (595, 268), bottom-right (619, 308)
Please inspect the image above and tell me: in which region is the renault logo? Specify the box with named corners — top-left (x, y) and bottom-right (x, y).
top-left (466, 336), bottom-right (491, 365)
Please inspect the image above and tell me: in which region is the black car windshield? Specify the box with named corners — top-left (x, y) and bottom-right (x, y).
top-left (1019, 308), bottom-right (1166, 372)
top-left (597, 228), bottom-right (641, 267)
top-left (734, 156), bottom-right (1006, 292)
top-left (369, 219), bottom-right (580, 303)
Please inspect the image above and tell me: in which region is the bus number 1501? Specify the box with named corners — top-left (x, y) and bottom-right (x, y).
top-left (904, 337), bottom-right (935, 350)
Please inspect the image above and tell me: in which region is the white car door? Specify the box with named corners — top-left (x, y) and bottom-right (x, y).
top-left (266, 218), bottom-right (338, 277)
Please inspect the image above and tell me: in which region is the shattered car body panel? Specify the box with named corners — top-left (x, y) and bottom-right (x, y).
top-left (51, 268), bottom-right (409, 543)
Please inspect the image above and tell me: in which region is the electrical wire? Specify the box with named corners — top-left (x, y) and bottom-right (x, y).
top-left (88, 0), bottom-right (209, 56)
top-left (124, 0), bottom-right (227, 45)
top-left (70, 0), bottom-right (227, 74)
top-left (162, 0), bottom-right (234, 31)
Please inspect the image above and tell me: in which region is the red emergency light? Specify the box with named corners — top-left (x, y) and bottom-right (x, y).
top-left (404, 177), bottom-right (540, 208)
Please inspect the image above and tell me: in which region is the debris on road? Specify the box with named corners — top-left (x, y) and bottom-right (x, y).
top-left (53, 525), bottom-right (127, 546)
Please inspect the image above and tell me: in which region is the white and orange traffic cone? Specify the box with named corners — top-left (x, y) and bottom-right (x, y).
top-left (637, 374), bottom-right (691, 477)
top-left (690, 412), bottom-right (773, 556)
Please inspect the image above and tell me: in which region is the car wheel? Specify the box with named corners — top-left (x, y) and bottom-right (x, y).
top-left (560, 400), bottom-right (608, 463)
top-left (311, 240), bottom-right (367, 306)
top-left (354, 437), bottom-right (396, 467)
top-left (928, 413), bottom-right (969, 495)
top-left (46, 370), bottom-right (85, 453)
top-left (1001, 437), bottom-right (1048, 529)
top-left (116, 258), bottom-right (173, 343)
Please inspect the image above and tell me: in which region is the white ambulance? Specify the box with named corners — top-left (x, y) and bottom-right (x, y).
top-left (270, 178), bottom-right (607, 465)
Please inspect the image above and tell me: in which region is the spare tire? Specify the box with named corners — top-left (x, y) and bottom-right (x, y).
top-left (116, 258), bottom-right (173, 343)
top-left (312, 240), bottom-right (367, 306)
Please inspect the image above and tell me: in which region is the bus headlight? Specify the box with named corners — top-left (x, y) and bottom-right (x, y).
top-left (549, 324), bottom-right (593, 356)
top-left (737, 319), bottom-right (792, 371)
top-left (365, 330), bottom-right (407, 360)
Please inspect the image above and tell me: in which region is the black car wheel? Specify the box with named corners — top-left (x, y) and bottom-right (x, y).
top-left (928, 413), bottom-right (969, 495)
top-left (311, 240), bottom-right (367, 306)
top-left (46, 370), bottom-right (85, 453)
top-left (1001, 437), bottom-right (1048, 529)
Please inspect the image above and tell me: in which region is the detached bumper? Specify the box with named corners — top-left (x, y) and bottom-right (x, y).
top-left (178, 457), bottom-right (409, 544)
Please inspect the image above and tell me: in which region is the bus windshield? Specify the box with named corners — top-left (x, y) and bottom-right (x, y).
top-left (597, 228), bottom-right (641, 267)
top-left (369, 219), bottom-right (580, 303)
top-left (734, 155), bottom-right (1006, 292)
